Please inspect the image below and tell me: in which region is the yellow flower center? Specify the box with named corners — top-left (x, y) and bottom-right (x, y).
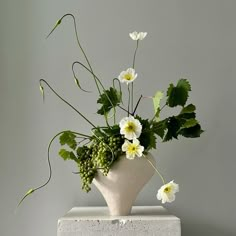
top-left (127, 144), bottom-right (138, 154)
top-left (125, 122), bottom-right (135, 132)
top-left (164, 186), bottom-right (171, 193)
top-left (124, 73), bottom-right (132, 81)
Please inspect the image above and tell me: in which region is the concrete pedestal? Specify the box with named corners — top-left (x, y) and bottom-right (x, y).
top-left (57, 206), bottom-right (181, 236)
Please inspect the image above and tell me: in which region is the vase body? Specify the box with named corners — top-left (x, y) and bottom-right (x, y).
top-left (93, 153), bottom-right (156, 216)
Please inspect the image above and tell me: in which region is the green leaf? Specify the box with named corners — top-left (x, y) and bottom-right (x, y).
top-left (166, 79), bottom-right (191, 107)
top-left (178, 124), bottom-right (204, 138)
top-left (182, 118), bottom-right (198, 129)
top-left (97, 87), bottom-right (122, 115)
top-left (180, 104), bottom-right (196, 114)
top-left (59, 131), bottom-right (77, 150)
top-left (102, 125), bottom-right (120, 136)
top-left (152, 91), bottom-right (164, 121)
top-left (59, 149), bottom-right (77, 162)
top-left (152, 119), bottom-right (167, 139)
top-left (163, 117), bottom-right (181, 141)
top-left (136, 116), bottom-right (156, 150)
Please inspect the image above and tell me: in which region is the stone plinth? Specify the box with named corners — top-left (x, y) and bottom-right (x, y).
top-left (57, 206), bottom-right (181, 236)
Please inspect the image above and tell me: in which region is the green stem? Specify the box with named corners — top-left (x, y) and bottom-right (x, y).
top-left (131, 40), bottom-right (139, 112)
top-left (39, 79), bottom-right (96, 128)
top-left (72, 61), bottom-right (117, 123)
top-left (18, 130), bottom-right (90, 207)
top-left (150, 103), bottom-right (167, 123)
top-left (118, 105), bottom-right (130, 114)
top-left (46, 13), bottom-right (101, 96)
top-left (144, 154), bottom-right (166, 185)
top-left (132, 40), bottom-right (139, 69)
top-left (132, 95), bottom-right (143, 116)
top-left (128, 84), bottom-right (131, 116)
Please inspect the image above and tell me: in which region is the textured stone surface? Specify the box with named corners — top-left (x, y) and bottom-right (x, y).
top-left (57, 206), bottom-right (181, 236)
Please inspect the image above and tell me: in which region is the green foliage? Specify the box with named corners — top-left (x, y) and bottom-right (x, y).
top-left (180, 104), bottom-right (196, 114)
top-left (59, 131), bottom-right (77, 150)
top-left (58, 129), bottom-right (123, 193)
top-left (166, 79), bottom-right (191, 107)
top-left (152, 103), bottom-right (203, 142)
top-left (97, 87), bottom-right (122, 115)
top-left (59, 149), bottom-right (77, 162)
top-left (136, 116), bottom-right (156, 151)
top-left (152, 91), bottom-right (164, 121)
top-left (178, 124), bottom-right (203, 138)
top-left (152, 119), bottom-right (167, 139)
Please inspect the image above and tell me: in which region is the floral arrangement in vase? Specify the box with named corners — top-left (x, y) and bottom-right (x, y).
top-left (19, 13), bottom-right (203, 212)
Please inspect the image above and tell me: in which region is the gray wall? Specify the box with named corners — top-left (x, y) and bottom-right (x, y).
top-left (1, 0), bottom-right (236, 235)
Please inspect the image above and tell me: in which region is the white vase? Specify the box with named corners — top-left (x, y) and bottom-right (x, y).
top-left (93, 153), bottom-right (156, 216)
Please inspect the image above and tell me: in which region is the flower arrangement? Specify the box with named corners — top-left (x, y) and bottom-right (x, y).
top-left (19, 14), bottom-right (203, 207)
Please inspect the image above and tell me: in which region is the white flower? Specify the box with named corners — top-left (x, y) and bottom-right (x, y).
top-left (129, 31), bottom-right (139, 40)
top-left (129, 31), bottom-right (147, 41)
top-left (119, 116), bottom-right (142, 140)
top-left (157, 180), bottom-right (179, 204)
top-left (118, 68), bottom-right (137, 85)
top-left (138, 32), bottom-right (147, 40)
top-left (122, 138), bottom-right (144, 160)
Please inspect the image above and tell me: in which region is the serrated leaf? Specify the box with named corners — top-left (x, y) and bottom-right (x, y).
top-left (182, 118), bottom-right (198, 128)
top-left (180, 104), bottom-right (196, 114)
top-left (166, 79), bottom-right (191, 107)
top-left (97, 87), bottom-right (122, 115)
top-left (59, 149), bottom-right (77, 162)
top-left (152, 91), bottom-right (164, 121)
top-left (59, 131), bottom-right (77, 150)
top-left (152, 119), bottom-right (167, 139)
top-left (163, 117), bottom-right (181, 142)
top-left (59, 149), bottom-right (71, 160)
top-left (135, 116), bottom-right (156, 150)
top-left (178, 124), bottom-right (204, 138)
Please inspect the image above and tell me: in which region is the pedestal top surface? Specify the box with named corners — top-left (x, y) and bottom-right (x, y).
top-left (59, 206), bottom-right (180, 221)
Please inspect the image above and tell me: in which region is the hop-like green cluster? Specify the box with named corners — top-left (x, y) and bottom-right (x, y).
top-left (91, 136), bottom-right (123, 175)
top-left (76, 135), bottom-right (123, 192)
top-left (76, 146), bottom-right (96, 192)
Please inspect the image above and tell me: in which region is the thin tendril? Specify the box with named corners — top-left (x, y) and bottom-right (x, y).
top-left (72, 61), bottom-right (116, 123)
top-left (46, 13), bottom-right (101, 95)
top-left (143, 154), bottom-right (165, 185)
top-left (39, 79), bottom-right (96, 128)
top-left (72, 64), bottom-right (91, 93)
top-left (18, 131), bottom-right (90, 207)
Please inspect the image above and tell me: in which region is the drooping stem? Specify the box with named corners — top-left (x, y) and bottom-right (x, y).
top-left (131, 40), bottom-right (139, 112)
top-left (144, 154), bottom-right (166, 185)
top-left (18, 130), bottom-right (90, 207)
top-left (46, 13), bottom-right (101, 95)
top-left (72, 61), bottom-right (117, 123)
top-left (39, 79), bottom-right (96, 128)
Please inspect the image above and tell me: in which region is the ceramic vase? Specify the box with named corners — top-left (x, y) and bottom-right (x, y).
top-left (93, 153), bottom-right (156, 216)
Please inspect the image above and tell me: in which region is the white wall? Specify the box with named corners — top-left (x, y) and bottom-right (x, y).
top-left (1, 0), bottom-right (236, 235)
